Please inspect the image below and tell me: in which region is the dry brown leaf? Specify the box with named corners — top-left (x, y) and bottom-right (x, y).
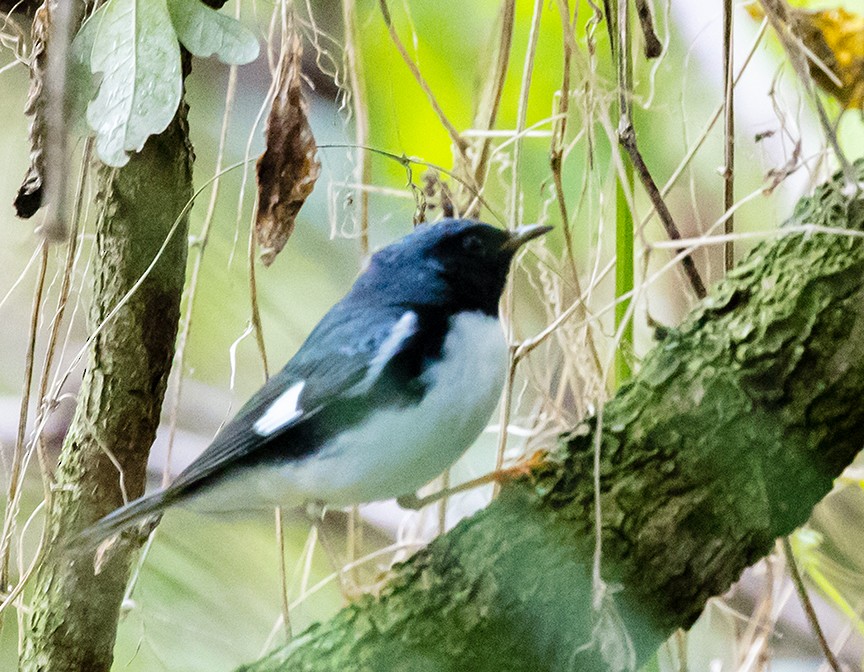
top-left (747, 2), bottom-right (864, 110)
top-left (254, 28), bottom-right (320, 267)
top-left (14, 1), bottom-right (51, 219)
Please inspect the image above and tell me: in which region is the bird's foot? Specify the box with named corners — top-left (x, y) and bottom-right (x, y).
top-left (397, 450), bottom-right (547, 510)
top-left (493, 449), bottom-right (547, 483)
top-left (301, 503), bottom-right (363, 602)
top-left (304, 500), bottom-right (327, 522)
top-left (395, 493), bottom-right (424, 510)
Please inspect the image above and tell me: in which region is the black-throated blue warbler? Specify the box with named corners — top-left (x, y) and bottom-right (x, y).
top-left (78, 218), bottom-right (550, 545)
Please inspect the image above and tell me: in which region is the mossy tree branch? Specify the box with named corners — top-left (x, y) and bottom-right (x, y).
top-left (240, 166), bottom-right (864, 672)
top-left (20, 108), bottom-right (193, 671)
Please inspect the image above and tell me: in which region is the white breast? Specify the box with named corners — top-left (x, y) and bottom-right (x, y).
top-left (196, 311), bottom-right (508, 512)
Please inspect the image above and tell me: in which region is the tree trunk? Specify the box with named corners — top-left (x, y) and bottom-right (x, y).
top-left (20, 108), bottom-right (192, 672)
top-left (239, 165), bottom-right (864, 672)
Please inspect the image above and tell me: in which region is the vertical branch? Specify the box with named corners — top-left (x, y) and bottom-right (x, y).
top-left (342, 0), bottom-right (371, 256)
top-left (492, 356), bottom-right (517, 498)
top-left (39, 0), bottom-right (82, 240)
top-left (0, 138), bottom-right (93, 636)
top-left (633, 0), bottom-right (662, 58)
top-left (722, 0), bottom-right (735, 271)
top-left (20, 102), bottom-right (193, 672)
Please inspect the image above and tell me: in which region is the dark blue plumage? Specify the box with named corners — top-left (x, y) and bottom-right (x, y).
top-left (77, 219), bottom-right (550, 546)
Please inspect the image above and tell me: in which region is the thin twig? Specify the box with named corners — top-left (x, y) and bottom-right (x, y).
top-left (163, 53), bottom-right (240, 486)
top-left (48, 159), bottom-right (256, 405)
top-left (618, 126), bottom-right (707, 298)
top-left (552, 0), bottom-right (578, 279)
top-left (0, 503), bottom-right (46, 617)
top-left (377, 0), bottom-right (470, 165)
top-left (317, 142), bottom-right (505, 227)
top-left (612, 0), bottom-right (638, 380)
top-left (465, 0), bottom-right (515, 216)
top-left (493, 0), bottom-right (544, 493)
top-left (509, 0), bottom-right (544, 230)
top-left (757, 0), bottom-right (855, 189)
top-left (35, 137), bottom-right (92, 487)
top-left (275, 507), bottom-right (293, 641)
top-left (551, 0), bottom-right (603, 379)
top-left (633, 0), bottom-right (662, 58)
top-left (346, 505), bottom-right (362, 589)
top-left (249, 208), bottom-right (270, 379)
top-left (640, 19), bottom-right (767, 232)
top-left (492, 353), bottom-right (517, 498)
top-left (0, 238), bottom-right (48, 625)
top-left (782, 537), bottom-right (842, 672)
top-left (437, 470), bottom-right (449, 535)
top-left (342, 0), bottom-right (370, 256)
top-left (722, 0), bottom-right (734, 271)
top-left (612, 0), bottom-right (705, 298)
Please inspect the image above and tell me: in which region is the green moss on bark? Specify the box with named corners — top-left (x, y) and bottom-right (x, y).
top-left (240, 166), bottom-right (864, 672)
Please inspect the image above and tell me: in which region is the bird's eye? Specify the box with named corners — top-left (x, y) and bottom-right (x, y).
top-left (462, 235), bottom-right (484, 256)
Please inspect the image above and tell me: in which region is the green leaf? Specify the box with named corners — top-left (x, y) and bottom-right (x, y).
top-left (167, 0), bottom-right (259, 65)
top-left (86, 0), bottom-right (182, 167)
top-left (67, 12), bottom-right (101, 137)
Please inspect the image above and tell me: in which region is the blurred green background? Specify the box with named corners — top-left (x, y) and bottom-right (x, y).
top-left (2, 0), bottom-right (864, 670)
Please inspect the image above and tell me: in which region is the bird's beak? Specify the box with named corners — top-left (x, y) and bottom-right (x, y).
top-left (500, 224), bottom-right (553, 253)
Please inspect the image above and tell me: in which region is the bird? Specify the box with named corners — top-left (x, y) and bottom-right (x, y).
top-left (77, 218), bottom-right (551, 547)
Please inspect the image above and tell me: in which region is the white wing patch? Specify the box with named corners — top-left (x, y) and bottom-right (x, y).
top-left (355, 311), bottom-right (418, 392)
top-left (253, 381), bottom-right (306, 436)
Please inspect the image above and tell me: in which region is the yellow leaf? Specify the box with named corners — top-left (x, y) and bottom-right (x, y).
top-left (746, 2), bottom-right (864, 109)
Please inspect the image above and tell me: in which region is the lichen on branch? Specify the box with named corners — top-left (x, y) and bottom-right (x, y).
top-left (239, 163), bottom-right (864, 672)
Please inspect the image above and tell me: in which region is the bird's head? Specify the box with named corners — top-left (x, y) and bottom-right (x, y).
top-left (354, 219), bottom-right (552, 315)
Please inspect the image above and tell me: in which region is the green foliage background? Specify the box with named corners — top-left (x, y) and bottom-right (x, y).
top-left (1, 0), bottom-right (864, 670)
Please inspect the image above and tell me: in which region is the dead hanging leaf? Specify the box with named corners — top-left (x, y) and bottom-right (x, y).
top-left (747, 2), bottom-right (864, 110)
top-left (14, 1), bottom-right (51, 219)
top-left (254, 29), bottom-right (320, 267)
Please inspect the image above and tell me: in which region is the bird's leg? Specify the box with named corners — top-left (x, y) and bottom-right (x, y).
top-left (304, 500), bottom-right (327, 523)
top-left (303, 502), bottom-right (361, 601)
top-left (397, 450), bottom-right (547, 510)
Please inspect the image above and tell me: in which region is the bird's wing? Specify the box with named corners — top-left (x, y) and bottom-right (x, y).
top-left (165, 305), bottom-right (441, 498)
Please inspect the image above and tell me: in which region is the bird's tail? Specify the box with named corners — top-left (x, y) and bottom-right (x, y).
top-left (72, 489), bottom-right (174, 550)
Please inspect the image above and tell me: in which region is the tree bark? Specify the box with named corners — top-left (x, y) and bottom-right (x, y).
top-left (20, 108), bottom-right (193, 672)
top-left (239, 164), bottom-right (864, 672)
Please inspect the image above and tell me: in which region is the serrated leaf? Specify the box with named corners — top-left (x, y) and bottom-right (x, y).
top-left (167, 0), bottom-right (259, 65)
top-left (86, 0), bottom-right (182, 167)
